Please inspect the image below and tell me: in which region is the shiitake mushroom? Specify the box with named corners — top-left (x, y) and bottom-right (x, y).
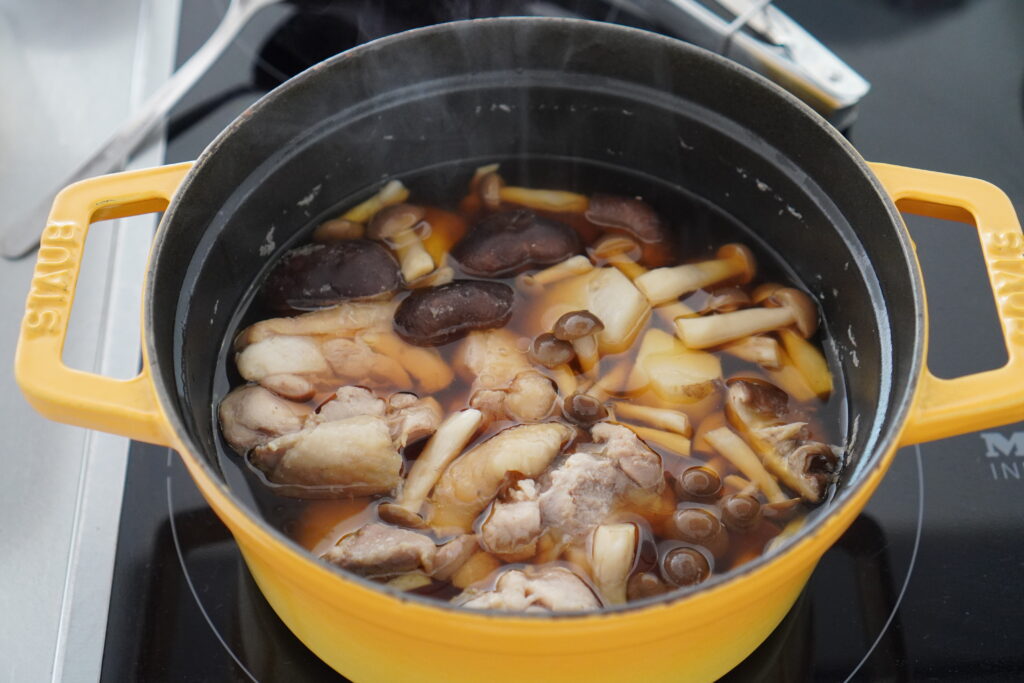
top-left (451, 209), bottom-right (582, 277)
top-left (261, 239), bottom-right (402, 314)
top-left (393, 280), bottom-right (514, 347)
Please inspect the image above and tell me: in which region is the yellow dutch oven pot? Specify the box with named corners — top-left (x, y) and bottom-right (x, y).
top-left (15, 19), bottom-right (1024, 682)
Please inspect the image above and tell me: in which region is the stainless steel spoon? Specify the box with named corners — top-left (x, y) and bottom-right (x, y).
top-left (2, 0), bottom-right (281, 260)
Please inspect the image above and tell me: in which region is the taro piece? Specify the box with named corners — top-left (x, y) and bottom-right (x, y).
top-left (393, 280), bottom-right (514, 347)
top-left (451, 209), bottom-right (582, 277)
top-left (261, 240), bottom-right (401, 314)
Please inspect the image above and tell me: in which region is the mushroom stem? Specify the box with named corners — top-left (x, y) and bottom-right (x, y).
top-left (611, 403), bottom-right (691, 437)
top-left (674, 306), bottom-right (795, 349)
top-left (723, 474), bottom-right (756, 495)
top-left (704, 427), bottom-right (788, 504)
top-left (778, 328), bottom-right (833, 398)
top-left (498, 186), bottom-right (589, 213)
top-left (396, 409), bottom-right (483, 514)
top-left (408, 265), bottom-right (455, 289)
top-left (343, 179), bottom-right (409, 223)
top-left (392, 231), bottom-right (436, 282)
top-left (634, 244), bottom-right (754, 305)
top-left (721, 335), bottom-right (783, 369)
top-left (590, 523), bottom-right (637, 605)
top-left (517, 255), bottom-right (594, 289)
top-left (550, 365), bottom-right (578, 396)
top-left (313, 218), bottom-right (364, 242)
top-left (572, 335), bottom-right (600, 373)
top-left (617, 422), bottom-right (692, 456)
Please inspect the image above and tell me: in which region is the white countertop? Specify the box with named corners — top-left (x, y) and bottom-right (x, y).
top-left (0, 1), bottom-right (179, 680)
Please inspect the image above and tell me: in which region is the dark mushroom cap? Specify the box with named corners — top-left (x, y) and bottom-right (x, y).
top-left (675, 465), bottom-right (723, 500)
top-left (561, 393), bottom-right (608, 425)
top-left (451, 209), bottom-right (582, 277)
top-left (393, 280), bottom-right (514, 347)
top-left (627, 571), bottom-right (671, 600)
top-left (668, 507), bottom-right (722, 546)
top-left (716, 243), bottom-right (757, 284)
top-left (585, 194), bottom-right (666, 243)
top-left (660, 547), bottom-right (711, 587)
top-left (702, 287), bottom-right (751, 314)
top-left (552, 310), bottom-right (605, 341)
top-left (765, 287), bottom-right (819, 337)
top-left (585, 194), bottom-right (675, 267)
top-left (260, 239), bottom-right (402, 314)
top-left (366, 203), bottom-right (426, 243)
top-left (720, 493), bottom-right (762, 532)
top-left (529, 333), bottom-right (576, 368)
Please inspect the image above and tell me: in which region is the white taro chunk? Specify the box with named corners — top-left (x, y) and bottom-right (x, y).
top-left (455, 565), bottom-right (600, 612)
top-left (251, 415), bottom-right (401, 495)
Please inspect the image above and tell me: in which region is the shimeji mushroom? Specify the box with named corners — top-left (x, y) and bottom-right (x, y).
top-left (553, 310), bottom-right (605, 372)
top-left (517, 255), bottom-right (594, 290)
top-left (634, 244), bottom-right (756, 305)
top-left (498, 186), bottom-right (590, 213)
top-left (724, 378), bottom-right (841, 503)
top-left (703, 426), bottom-right (788, 504)
top-left (341, 179), bottom-right (410, 224)
top-left (312, 217), bottom-right (364, 242)
top-left (589, 523), bottom-right (638, 605)
top-left (674, 287), bottom-right (818, 349)
top-left (721, 335), bottom-right (783, 370)
top-left (427, 422), bottom-right (575, 532)
top-left (394, 408), bottom-right (483, 515)
top-left (777, 328), bottom-right (834, 398)
top-left (367, 203), bottom-right (436, 282)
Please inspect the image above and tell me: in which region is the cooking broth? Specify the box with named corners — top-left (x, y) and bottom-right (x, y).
top-left (213, 157), bottom-right (847, 610)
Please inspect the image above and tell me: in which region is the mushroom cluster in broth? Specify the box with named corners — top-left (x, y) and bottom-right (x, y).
top-left (218, 164), bottom-right (845, 611)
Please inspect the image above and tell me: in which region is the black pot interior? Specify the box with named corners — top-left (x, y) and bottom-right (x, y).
top-left (148, 18), bottom-right (920, 582)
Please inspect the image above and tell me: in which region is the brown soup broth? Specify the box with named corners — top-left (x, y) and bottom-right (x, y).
top-left (212, 157), bottom-right (848, 603)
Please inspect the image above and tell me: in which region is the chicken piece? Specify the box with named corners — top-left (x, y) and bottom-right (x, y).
top-left (218, 384), bottom-right (311, 453)
top-left (456, 330), bottom-right (557, 422)
top-left (538, 424), bottom-right (665, 541)
top-left (456, 565), bottom-right (600, 612)
top-left (504, 371), bottom-right (557, 422)
top-left (321, 523), bottom-right (436, 578)
top-left (251, 415), bottom-right (401, 495)
top-left (538, 452), bottom-right (630, 540)
top-left (321, 337), bottom-right (412, 388)
top-left (235, 335), bottom-right (329, 401)
top-left (432, 534), bottom-right (479, 581)
top-left (591, 422), bottom-right (663, 489)
top-left (314, 386), bottom-right (386, 422)
top-left (480, 479), bottom-right (542, 562)
top-left (235, 300), bottom-right (396, 347)
top-left (428, 422), bottom-right (575, 532)
top-left (386, 393), bottom-right (443, 447)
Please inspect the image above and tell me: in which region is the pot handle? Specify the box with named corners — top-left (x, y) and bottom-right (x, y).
top-left (14, 163), bottom-right (193, 447)
top-left (869, 163), bottom-right (1024, 445)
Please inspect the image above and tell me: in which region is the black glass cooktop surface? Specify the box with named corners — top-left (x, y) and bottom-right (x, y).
top-left (100, 1), bottom-right (1024, 681)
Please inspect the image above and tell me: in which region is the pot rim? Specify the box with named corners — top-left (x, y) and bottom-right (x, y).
top-left (146, 16), bottom-right (924, 620)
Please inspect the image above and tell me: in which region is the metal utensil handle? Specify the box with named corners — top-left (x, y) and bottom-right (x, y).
top-left (1, 0), bottom-right (277, 260)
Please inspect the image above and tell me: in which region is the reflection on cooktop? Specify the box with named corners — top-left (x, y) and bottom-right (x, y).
top-left (100, 0), bottom-right (1024, 681)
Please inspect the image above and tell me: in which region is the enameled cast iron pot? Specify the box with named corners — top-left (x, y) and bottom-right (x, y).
top-left (16, 18), bottom-right (1024, 683)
